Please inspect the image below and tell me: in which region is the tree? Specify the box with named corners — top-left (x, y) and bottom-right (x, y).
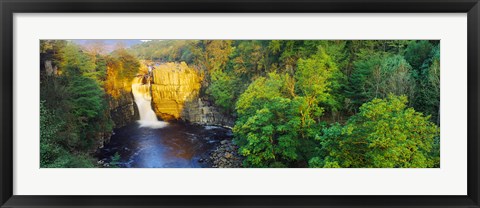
top-left (206, 70), bottom-right (239, 113)
top-left (61, 43), bottom-right (97, 79)
top-left (191, 40), bottom-right (233, 73)
top-left (104, 49), bottom-right (140, 97)
top-left (234, 49), bottom-right (340, 167)
top-left (411, 44), bottom-right (440, 124)
top-left (404, 40), bottom-right (434, 70)
top-left (267, 40), bottom-right (321, 75)
top-left (229, 40), bottom-right (272, 78)
top-left (310, 95), bottom-right (439, 168)
top-left (234, 73), bottom-right (302, 167)
top-left (40, 100), bottom-right (64, 167)
top-left (40, 40), bottom-right (67, 72)
top-left (347, 54), bottom-right (415, 110)
top-left (296, 48), bottom-right (344, 116)
top-left (40, 41), bottom-right (114, 168)
top-left (110, 48), bottom-right (140, 81)
top-left (40, 40), bottom-right (442, 168)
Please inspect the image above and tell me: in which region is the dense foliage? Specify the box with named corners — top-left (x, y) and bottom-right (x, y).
top-left (41, 40), bottom-right (440, 168)
top-left (186, 40), bottom-right (439, 168)
top-left (309, 95), bottom-right (439, 168)
top-left (40, 40), bottom-right (139, 167)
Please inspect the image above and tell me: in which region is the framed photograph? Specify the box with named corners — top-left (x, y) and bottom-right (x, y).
top-left (1, 0), bottom-right (479, 207)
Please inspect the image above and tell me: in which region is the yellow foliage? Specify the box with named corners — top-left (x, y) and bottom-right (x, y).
top-left (104, 61), bottom-right (134, 98)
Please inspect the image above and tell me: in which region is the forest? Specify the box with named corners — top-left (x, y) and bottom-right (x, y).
top-left (40, 40), bottom-right (440, 168)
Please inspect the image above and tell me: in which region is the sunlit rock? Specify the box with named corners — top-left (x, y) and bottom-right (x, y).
top-left (150, 62), bottom-right (202, 120)
top-left (105, 65), bottom-right (140, 129)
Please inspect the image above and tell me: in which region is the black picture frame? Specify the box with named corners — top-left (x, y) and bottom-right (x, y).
top-left (1, 0), bottom-right (479, 207)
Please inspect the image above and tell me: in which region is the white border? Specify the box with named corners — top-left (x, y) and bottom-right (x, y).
top-left (13, 13), bottom-right (467, 195)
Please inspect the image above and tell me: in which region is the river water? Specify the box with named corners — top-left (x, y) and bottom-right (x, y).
top-left (96, 122), bottom-right (232, 168)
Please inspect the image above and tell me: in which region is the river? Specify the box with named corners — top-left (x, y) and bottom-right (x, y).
top-left (95, 76), bottom-right (232, 168)
top-left (96, 122), bottom-right (232, 168)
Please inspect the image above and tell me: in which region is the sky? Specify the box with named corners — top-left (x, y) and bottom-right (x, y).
top-left (71, 39), bottom-right (151, 53)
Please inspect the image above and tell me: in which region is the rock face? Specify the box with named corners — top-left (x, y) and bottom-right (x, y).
top-left (182, 98), bottom-right (234, 127)
top-left (108, 90), bottom-right (139, 128)
top-left (44, 60), bottom-right (58, 76)
top-left (151, 62), bottom-right (202, 120)
top-left (96, 90), bottom-right (139, 149)
top-left (149, 61), bottom-right (234, 127)
top-left (104, 62), bottom-right (140, 129)
top-left (209, 139), bottom-right (243, 168)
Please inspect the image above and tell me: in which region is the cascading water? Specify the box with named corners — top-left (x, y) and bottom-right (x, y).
top-left (131, 76), bottom-right (168, 129)
top-left (97, 66), bottom-right (233, 168)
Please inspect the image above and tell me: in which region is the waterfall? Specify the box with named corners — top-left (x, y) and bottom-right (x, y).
top-left (131, 77), bottom-right (168, 129)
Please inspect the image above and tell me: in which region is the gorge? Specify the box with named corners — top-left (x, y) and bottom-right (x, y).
top-left (41, 40), bottom-right (441, 168)
top-left (96, 62), bottom-right (236, 168)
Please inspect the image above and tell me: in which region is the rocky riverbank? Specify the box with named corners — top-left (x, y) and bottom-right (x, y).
top-left (97, 122), bottom-right (243, 168)
top-left (208, 139), bottom-right (243, 168)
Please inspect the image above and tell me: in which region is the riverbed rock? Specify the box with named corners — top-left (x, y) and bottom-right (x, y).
top-left (209, 139), bottom-right (243, 168)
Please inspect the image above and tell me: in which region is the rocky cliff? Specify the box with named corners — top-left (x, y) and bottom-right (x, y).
top-left (151, 62), bottom-right (202, 120)
top-left (99, 87), bottom-right (139, 149)
top-left (149, 62), bottom-right (234, 127)
top-left (108, 90), bottom-right (139, 128)
top-left (105, 63), bottom-right (140, 129)
top-left (182, 98), bottom-right (234, 127)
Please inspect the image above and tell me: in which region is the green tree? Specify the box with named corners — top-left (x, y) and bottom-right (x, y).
top-left (296, 48), bottom-right (344, 116)
top-left (234, 73), bottom-right (302, 167)
top-left (40, 41), bottom-right (114, 168)
top-left (40, 40), bottom-right (67, 71)
top-left (347, 54), bottom-right (415, 110)
top-left (404, 40), bottom-right (434, 70)
top-left (206, 70), bottom-right (239, 113)
top-left (412, 44), bottom-right (440, 124)
top-left (40, 100), bottom-right (64, 167)
top-left (61, 43), bottom-right (97, 79)
top-left (234, 48), bottom-right (344, 167)
top-left (310, 95), bottom-right (439, 168)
